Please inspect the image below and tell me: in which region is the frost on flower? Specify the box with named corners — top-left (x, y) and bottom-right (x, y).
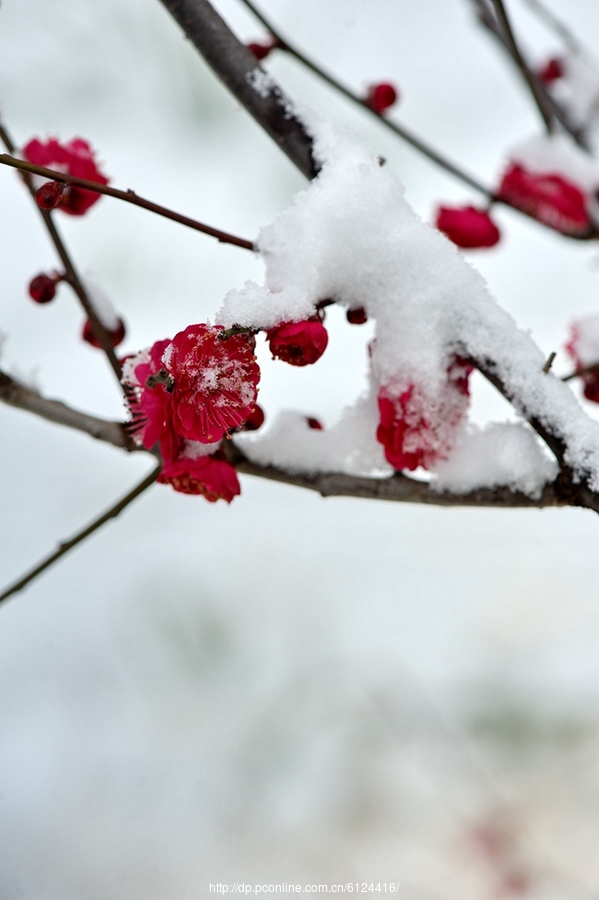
top-left (218, 118), bottom-right (599, 494)
top-left (266, 317), bottom-right (329, 366)
top-left (122, 324), bottom-right (261, 502)
top-left (496, 134), bottom-right (599, 235)
top-left (22, 136), bottom-right (108, 215)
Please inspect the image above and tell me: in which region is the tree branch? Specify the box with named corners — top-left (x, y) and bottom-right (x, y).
top-left (0, 153), bottom-right (255, 251)
top-left (0, 463), bottom-right (162, 604)
top-left (0, 368), bottom-right (136, 451)
top-left (157, 0), bottom-right (318, 179)
top-left (469, 0), bottom-right (590, 149)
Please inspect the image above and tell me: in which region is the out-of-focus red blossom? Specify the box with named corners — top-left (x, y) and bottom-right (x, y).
top-left (346, 306), bottom-right (368, 325)
top-left (22, 137), bottom-right (109, 215)
top-left (34, 181), bottom-right (64, 210)
top-left (376, 357), bottom-right (472, 471)
top-left (158, 450), bottom-right (240, 502)
top-left (435, 205), bottom-right (501, 249)
top-left (306, 417), bottom-right (323, 430)
top-left (538, 57), bottom-right (564, 85)
top-left (169, 324), bottom-right (260, 442)
top-left (267, 317), bottom-right (329, 366)
top-left (497, 163), bottom-right (591, 236)
top-left (565, 324), bottom-right (599, 402)
top-left (82, 317), bottom-right (126, 349)
top-left (246, 38), bottom-right (277, 60)
top-left (242, 404), bottom-right (265, 431)
top-left (365, 82), bottom-right (398, 114)
top-left (28, 272), bottom-right (61, 304)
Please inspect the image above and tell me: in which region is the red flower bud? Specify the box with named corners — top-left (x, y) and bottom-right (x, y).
top-left (538, 57), bottom-right (564, 85)
top-left (243, 404), bottom-right (265, 431)
top-left (28, 272), bottom-right (60, 304)
top-left (35, 181), bottom-right (64, 210)
top-left (247, 38), bottom-right (277, 61)
top-left (306, 417), bottom-right (323, 430)
top-left (266, 317), bottom-right (329, 366)
top-left (435, 205), bottom-right (501, 249)
top-left (82, 317), bottom-right (126, 349)
top-left (346, 306), bottom-right (368, 325)
top-left (365, 82), bottom-right (398, 114)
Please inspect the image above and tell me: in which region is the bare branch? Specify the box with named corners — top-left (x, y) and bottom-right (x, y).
top-left (469, 0), bottom-right (590, 149)
top-left (491, 0), bottom-right (556, 133)
top-left (0, 464), bottom-right (162, 604)
top-left (239, 0), bottom-right (493, 199)
top-left (0, 153), bottom-right (255, 251)
top-left (223, 441), bottom-right (590, 511)
top-left (0, 368), bottom-right (136, 451)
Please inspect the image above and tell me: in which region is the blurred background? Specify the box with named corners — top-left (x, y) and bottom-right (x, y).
top-left (2, 0), bottom-right (599, 896)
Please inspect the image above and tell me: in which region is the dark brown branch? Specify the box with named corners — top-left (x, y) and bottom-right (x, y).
top-left (157, 0), bottom-right (318, 179)
top-left (3, 368), bottom-right (591, 511)
top-left (0, 368), bottom-right (136, 451)
top-left (0, 153), bottom-right (255, 251)
top-left (0, 464), bottom-right (162, 604)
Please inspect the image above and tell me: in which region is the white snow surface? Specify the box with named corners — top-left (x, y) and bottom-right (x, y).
top-left (434, 422), bottom-right (558, 497)
top-left (219, 118), bottom-right (599, 492)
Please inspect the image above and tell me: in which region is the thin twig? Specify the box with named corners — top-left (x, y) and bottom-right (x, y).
top-left (239, 0), bottom-right (493, 198)
top-left (469, 0), bottom-right (590, 149)
top-left (562, 360), bottom-right (599, 382)
top-left (0, 464), bottom-right (162, 604)
top-left (491, 0), bottom-right (555, 133)
top-left (0, 122), bottom-right (124, 383)
top-left (0, 153), bottom-right (255, 251)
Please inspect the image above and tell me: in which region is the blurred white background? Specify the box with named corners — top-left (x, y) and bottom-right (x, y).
top-left (2, 1), bottom-right (599, 897)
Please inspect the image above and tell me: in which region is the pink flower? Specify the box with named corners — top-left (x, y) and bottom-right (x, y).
top-left (435, 205), bottom-right (501, 249)
top-left (123, 338), bottom-right (180, 458)
top-left (124, 325), bottom-right (260, 451)
top-left (169, 325), bottom-right (260, 442)
top-left (496, 163), bottom-right (591, 236)
top-left (376, 358), bottom-right (472, 471)
top-left (22, 137), bottom-right (108, 215)
top-left (158, 449), bottom-right (240, 502)
top-left (266, 317), bottom-right (328, 366)
top-left (365, 82), bottom-right (399, 114)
